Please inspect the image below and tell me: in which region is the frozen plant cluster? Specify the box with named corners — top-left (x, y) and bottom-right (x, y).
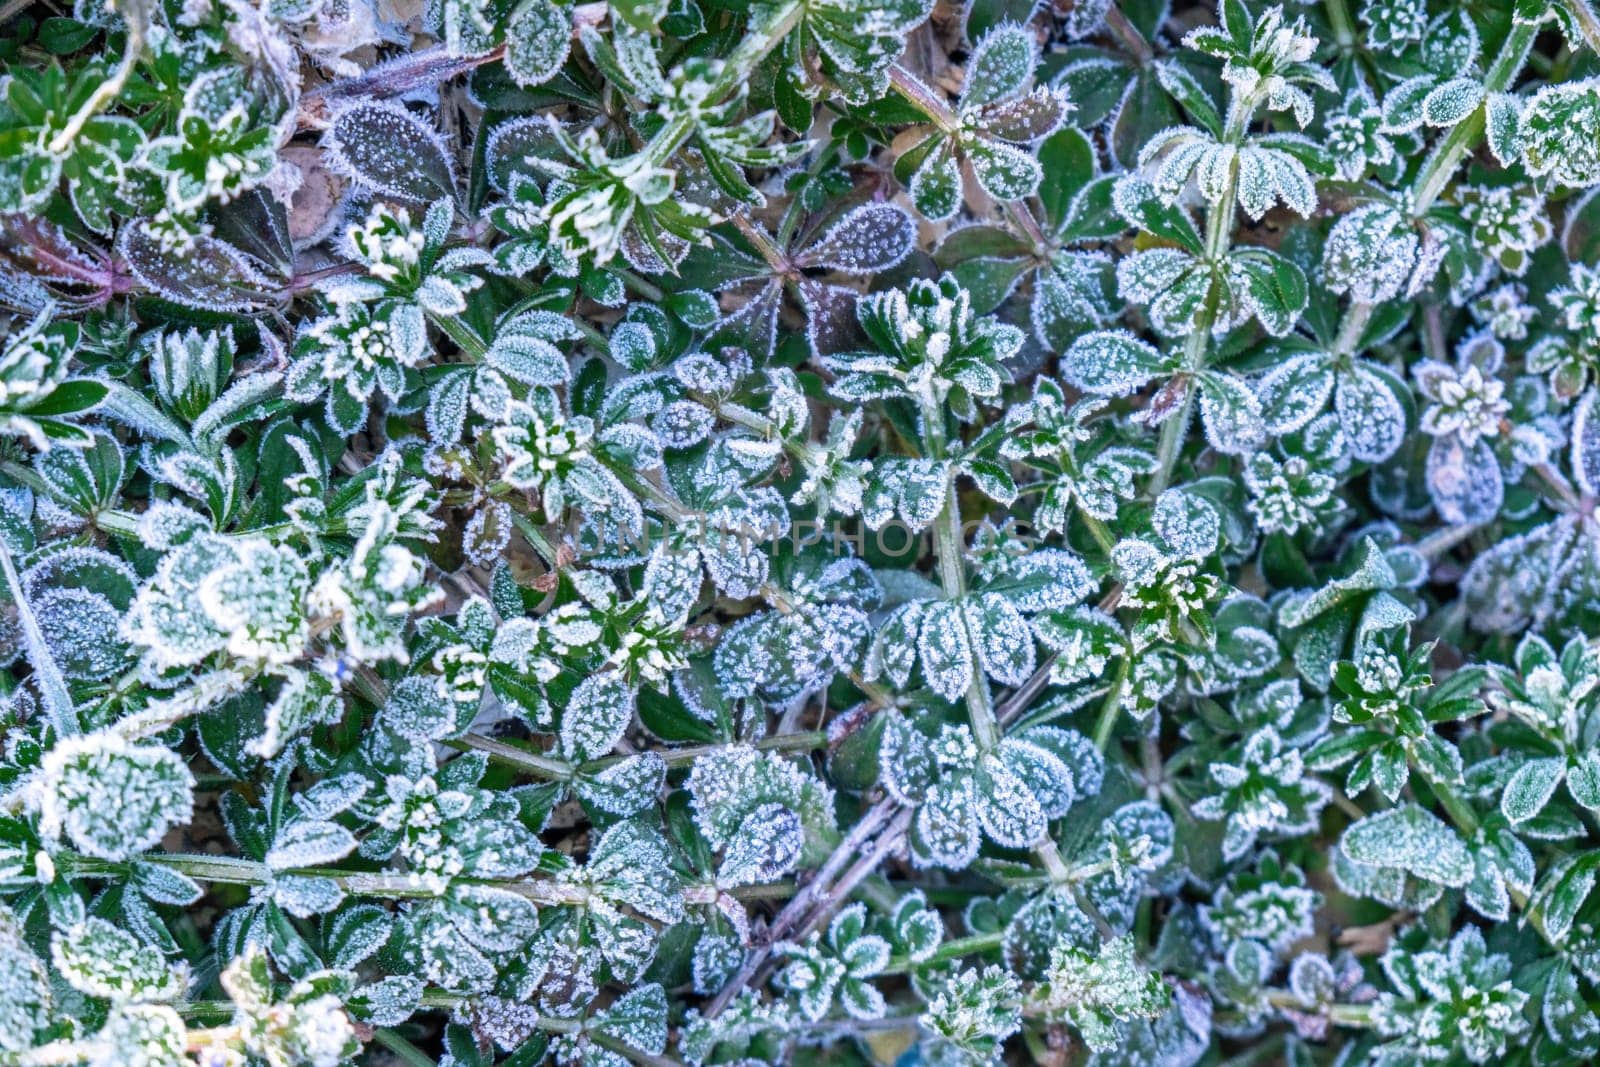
top-left (6, 0), bottom-right (1600, 1063)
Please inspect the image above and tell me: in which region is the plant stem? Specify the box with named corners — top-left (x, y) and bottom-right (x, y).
top-left (1263, 990), bottom-right (1376, 1028)
top-left (1414, 522), bottom-right (1482, 560)
top-left (510, 509), bottom-right (562, 568)
top-left (0, 535), bottom-right (76, 736)
top-left (996, 654), bottom-right (1061, 727)
top-left (46, 0), bottom-right (148, 154)
top-left (1566, 0), bottom-right (1600, 55)
top-left (702, 800), bottom-right (901, 1018)
top-left (881, 929), bottom-right (1005, 974)
top-left (581, 729), bottom-right (830, 772)
top-left (1078, 506), bottom-right (1117, 554)
top-left (1323, 0), bottom-right (1356, 52)
top-left (603, 460), bottom-right (694, 523)
top-left (641, 0), bottom-right (806, 169)
top-left (1147, 388), bottom-right (1196, 498)
top-left (1331, 300), bottom-right (1374, 358)
top-left (450, 731), bottom-right (575, 779)
top-left (729, 213), bottom-right (791, 272)
top-left (1423, 772), bottom-right (1480, 837)
top-left (887, 65), bottom-right (960, 134)
top-left (919, 394), bottom-right (995, 750)
top-left (1148, 95), bottom-right (1249, 498)
top-left (615, 267), bottom-right (665, 302)
top-left (919, 394), bottom-right (1073, 883)
top-left (1091, 656), bottom-right (1130, 753)
top-left (1329, 18), bottom-right (1537, 359)
top-left (54, 848), bottom-right (789, 909)
top-left (429, 311), bottom-right (488, 359)
top-left (371, 1029), bottom-right (437, 1067)
top-left (1103, 3), bottom-right (1155, 64)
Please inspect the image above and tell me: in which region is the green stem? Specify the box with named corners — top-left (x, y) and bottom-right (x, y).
top-left (887, 65), bottom-right (959, 134)
top-left (1148, 94), bottom-right (1250, 498)
top-left (615, 267), bottom-right (665, 302)
top-left (1323, 0), bottom-right (1356, 51)
top-left (1567, 0), bottom-right (1600, 55)
top-left (91, 508), bottom-right (142, 539)
top-left (1331, 301), bottom-right (1374, 359)
top-left (46, 0), bottom-right (148, 153)
top-left (583, 729), bottom-right (829, 772)
top-left (1147, 388), bottom-right (1196, 498)
top-left (1091, 656), bottom-right (1130, 753)
top-left (603, 460), bottom-right (694, 523)
top-left (919, 394), bottom-right (996, 747)
top-left (0, 535), bottom-right (76, 736)
top-left (729, 213), bottom-right (791, 271)
top-left (1414, 522), bottom-right (1481, 560)
top-left (1215, 1032), bottom-right (1286, 1067)
top-left (882, 930), bottom-right (1005, 974)
top-left (55, 848), bottom-right (790, 907)
top-left (1078, 505), bottom-right (1117, 555)
top-left (429, 311), bottom-right (488, 358)
top-left (449, 731), bottom-right (575, 779)
top-left (703, 396), bottom-right (818, 472)
top-left (1103, 3), bottom-right (1154, 64)
top-left (1263, 990), bottom-right (1376, 1028)
top-left (371, 1029), bottom-right (437, 1067)
top-left (1424, 772), bottom-right (1480, 837)
top-left (509, 509), bottom-right (562, 568)
top-left (572, 316), bottom-right (611, 354)
top-left (641, 0), bottom-right (806, 169)
top-left (919, 392), bottom-right (1073, 883)
top-left (1329, 18), bottom-right (1537, 357)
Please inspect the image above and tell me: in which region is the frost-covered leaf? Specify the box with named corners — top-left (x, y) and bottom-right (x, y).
top-left (51, 918), bottom-right (185, 1002)
top-left (1522, 79), bottom-right (1600, 187)
top-left (801, 203), bottom-right (916, 273)
top-left (560, 670), bottom-right (635, 761)
top-left (719, 802), bottom-right (803, 886)
top-left (1062, 330), bottom-right (1170, 396)
top-left (325, 100), bottom-right (458, 203)
top-left (266, 820), bottom-right (358, 871)
top-left (1198, 371), bottom-right (1266, 455)
top-left (1501, 757), bottom-right (1566, 824)
top-left (31, 732), bottom-right (193, 861)
top-left (118, 222), bottom-right (276, 311)
top-left (1342, 804), bottom-right (1473, 887)
top-left (963, 24), bottom-right (1037, 108)
top-left (919, 600), bottom-right (976, 702)
top-left (505, 0), bottom-right (573, 88)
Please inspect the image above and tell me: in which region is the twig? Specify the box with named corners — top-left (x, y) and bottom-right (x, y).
top-left (713, 807), bottom-right (917, 1017)
top-left (997, 654), bottom-right (1059, 727)
top-left (703, 801), bottom-right (899, 1017)
top-left (790, 808), bottom-right (915, 941)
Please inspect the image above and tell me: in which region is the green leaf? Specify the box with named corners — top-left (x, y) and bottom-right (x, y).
top-left (505, 0), bottom-right (573, 88)
top-left (1502, 757), bottom-right (1567, 823)
top-left (1342, 803), bottom-right (1473, 887)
